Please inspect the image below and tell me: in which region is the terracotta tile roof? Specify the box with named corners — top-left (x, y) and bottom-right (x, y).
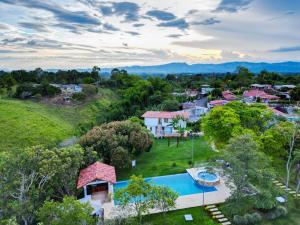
top-left (268, 107), bottom-right (287, 117)
top-left (77, 162), bottom-right (116, 189)
top-left (243, 89), bottom-right (280, 100)
top-left (142, 111), bottom-right (189, 119)
top-left (209, 100), bottom-right (228, 106)
top-left (222, 90), bottom-right (237, 101)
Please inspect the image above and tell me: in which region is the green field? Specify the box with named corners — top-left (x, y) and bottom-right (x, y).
top-left (0, 88), bottom-right (118, 151)
top-left (117, 137), bottom-right (217, 180)
top-left (0, 99), bottom-right (75, 151)
top-left (144, 207), bottom-right (218, 225)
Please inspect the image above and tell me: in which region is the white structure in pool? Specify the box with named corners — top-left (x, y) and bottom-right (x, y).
top-left (142, 111), bottom-right (189, 137)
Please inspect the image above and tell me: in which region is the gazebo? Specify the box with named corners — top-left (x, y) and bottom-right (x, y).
top-left (77, 162), bottom-right (116, 202)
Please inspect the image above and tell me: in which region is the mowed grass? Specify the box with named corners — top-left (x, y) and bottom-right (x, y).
top-left (144, 207), bottom-right (218, 225)
top-left (0, 99), bottom-right (75, 151)
top-left (117, 137), bottom-right (217, 180)
top-left (0, 88), bottom-right (118, 151)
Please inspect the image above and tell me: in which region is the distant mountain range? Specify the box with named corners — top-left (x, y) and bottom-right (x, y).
top-left (99, 61), bottom-right (300, 75)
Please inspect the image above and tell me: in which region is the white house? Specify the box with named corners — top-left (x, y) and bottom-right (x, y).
top-left (142, 111), bottom-right (189, 137)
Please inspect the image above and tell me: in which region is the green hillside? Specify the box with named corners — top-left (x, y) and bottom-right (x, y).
top-left (0, 99), bottom-right (75, 151)
top-left (0, 89), bottom-right (118, 151)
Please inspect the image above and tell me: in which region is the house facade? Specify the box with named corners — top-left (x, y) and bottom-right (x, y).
top-left (142, 111), bottom-right (189, 137)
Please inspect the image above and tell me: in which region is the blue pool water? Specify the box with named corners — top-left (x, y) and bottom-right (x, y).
top-left (198, 172), bottom-right (218, 181)
top-left (114, 173), bottom-right (217, 197)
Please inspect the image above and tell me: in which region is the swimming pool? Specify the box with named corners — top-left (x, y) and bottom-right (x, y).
top-left (113, 173), bottom-right (217, 197)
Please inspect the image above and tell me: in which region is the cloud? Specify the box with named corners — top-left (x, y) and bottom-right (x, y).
top-left (167, 34), bottom-right (183, 38)
top-left (191, 18), bottom-right (221, 26)
top-left (133, 23), bottom-right (144, 27)
top-left (100, 1), bottom-right (140, 22)
top-left (1, 0), bottom-right (100, 25)
top-left (158, 18), bottom-right (189, 30)
top-left (0, 23), bottom-right (10, 30)
top-left (214, 0), bottom-right (253, 13)
top-left (146, 10), bottom-right (176, 21)
top-left (18, 22), bottom-right (49, 32)
top-left (103, 23), bottom-right (120, 31)
top-left (125, 31), bottom-right (140, 36)
top-left (270, 46), bottom-right (300, 52)
top-left (2, 37), bottom-right (26, 44)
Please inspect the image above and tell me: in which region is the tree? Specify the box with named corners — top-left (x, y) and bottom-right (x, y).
top-left (159, 99), bottom-right (180, 111)
top-left (150, 186), bottom-right (178, 222)
top-left (202, 106), bottom-right (241, 145)
top-left (38, 197), bottom-right (95, 225)
top-left (224, 135), bottom-right (276, 215)
top-left (0, 145), bottom-right (85, 224)
top-left (290, 86), bottom-right (300, 102)
top-left (276, 122), bottom-right (300, 201)
top-left (115, 175), bottom-right (153, 224)
top-left (80, 120), bottom-right (152, 168)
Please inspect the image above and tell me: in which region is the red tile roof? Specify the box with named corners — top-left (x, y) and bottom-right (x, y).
top-left (142, 111), bottom-right (189, 119)
top-left (209, 100), bottom-right (228, 106)
top-left (222, 90), bottom-right (237, 101)
top-left (268, 107), bottom-right (287, 117)
top-left (77, 162), bottom-right (116, 189)
top-left (243, 89), bottom-right (280, 100)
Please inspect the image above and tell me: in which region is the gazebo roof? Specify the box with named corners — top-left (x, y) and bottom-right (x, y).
top-left (77, 162), bottom-right (116, 189)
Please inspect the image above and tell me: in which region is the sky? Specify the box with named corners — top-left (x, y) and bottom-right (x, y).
top-left (0, 0), bottom-right (300, 69)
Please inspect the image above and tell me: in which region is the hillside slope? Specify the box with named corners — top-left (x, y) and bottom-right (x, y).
top-left (0, 99), bottom-right (75, 151)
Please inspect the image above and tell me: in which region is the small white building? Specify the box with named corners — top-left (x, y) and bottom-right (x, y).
top-left (77, 162), bottom-right (116, 216)
top-left (142, 111), bottom-right (189, 137)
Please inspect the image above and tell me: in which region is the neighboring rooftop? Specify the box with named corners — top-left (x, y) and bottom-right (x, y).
top-left (142, 111), bottom-right (189, 119)
top-left (243, 89), bottom-right (280, 100)
top-left (77, 162), bottom-right (116, 189)
top-left (222, 90), bottom-right (237, 101)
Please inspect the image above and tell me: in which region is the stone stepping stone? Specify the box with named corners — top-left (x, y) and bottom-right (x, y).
top-left (221, 222), bottom-right (231, 225)
top-left (209, 208), bottom-right (218, 212)
top-left (219, 218), bottom-right (229, 222)
top-left (275, 183), bottom-right (283, 186)
top-left (211, 211), bottom-right (222, 215)
top-left (205, 205), bottom-right (216, 209)
top-left (215, 215), bottom-right (225, 219)
top-left (289, 191), bottom-right (296, 194)
top-left (273, 180), bottom-right (280, 183)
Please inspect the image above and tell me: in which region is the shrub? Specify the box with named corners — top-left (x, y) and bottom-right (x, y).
top-left (172, 162), bottom-right (177, 167)
top-left (233, 215), bottom-right (247, 225)
top-left (81, 84), bottom-right (97, 96)
top-left (72, 92), bottom-right (86, 101)
top-left (276, 206), bottom-right (287, 217)
top-left (265, 206), bottom-right (287, 220)
top-left (188, 160), bottom-right (192, 165)
top-left (250, 212), bottom-right (262, 224)
top-left (244, 213), bottom-right (252, 224)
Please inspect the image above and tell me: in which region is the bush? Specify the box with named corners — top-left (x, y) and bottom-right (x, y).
top-left (72, 92), bottom-right (86, 101)
top-left (265, 206), bottom-right (288, 220)
top-left (81, 84), bottom-right (97, 96)
top-left (276, 206), bottom-right (287, 217)
top-left (172, 162), bottom-right (177, 167)
top-left (233, 215), bottom-right (247, 225)
top-left (234, 213), bottom-right (262, 225)
top-left (250, 212), bottom-right (262, 224)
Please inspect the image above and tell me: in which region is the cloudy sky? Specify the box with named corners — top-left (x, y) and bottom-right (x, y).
top-left (0, 0), bottom-right (299, 69)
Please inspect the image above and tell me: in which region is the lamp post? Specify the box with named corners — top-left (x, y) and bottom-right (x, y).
top-left (189, 131), bottom-right (195, 167)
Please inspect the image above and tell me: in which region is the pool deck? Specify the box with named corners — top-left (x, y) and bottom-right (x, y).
top-left (102, 168), bottom-right (232, 219)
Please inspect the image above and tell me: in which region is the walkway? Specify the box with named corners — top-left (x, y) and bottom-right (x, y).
top-left (205, 204), bottom-right (231, 225)
top-left (272, 179), bottom-right (300, 198)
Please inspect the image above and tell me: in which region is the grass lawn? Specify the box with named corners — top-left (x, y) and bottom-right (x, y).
top-left (0, 88), bottom-right (118, 151)
top-left (117, 137), bottom-right (217, 180)
top-left (144, 207), bottom-right (218, 225)
top-left (0, 99), bottom-right (75, 151)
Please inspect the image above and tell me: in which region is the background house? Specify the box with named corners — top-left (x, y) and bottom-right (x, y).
top-left (142, 111), bottom-right (189, 138)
